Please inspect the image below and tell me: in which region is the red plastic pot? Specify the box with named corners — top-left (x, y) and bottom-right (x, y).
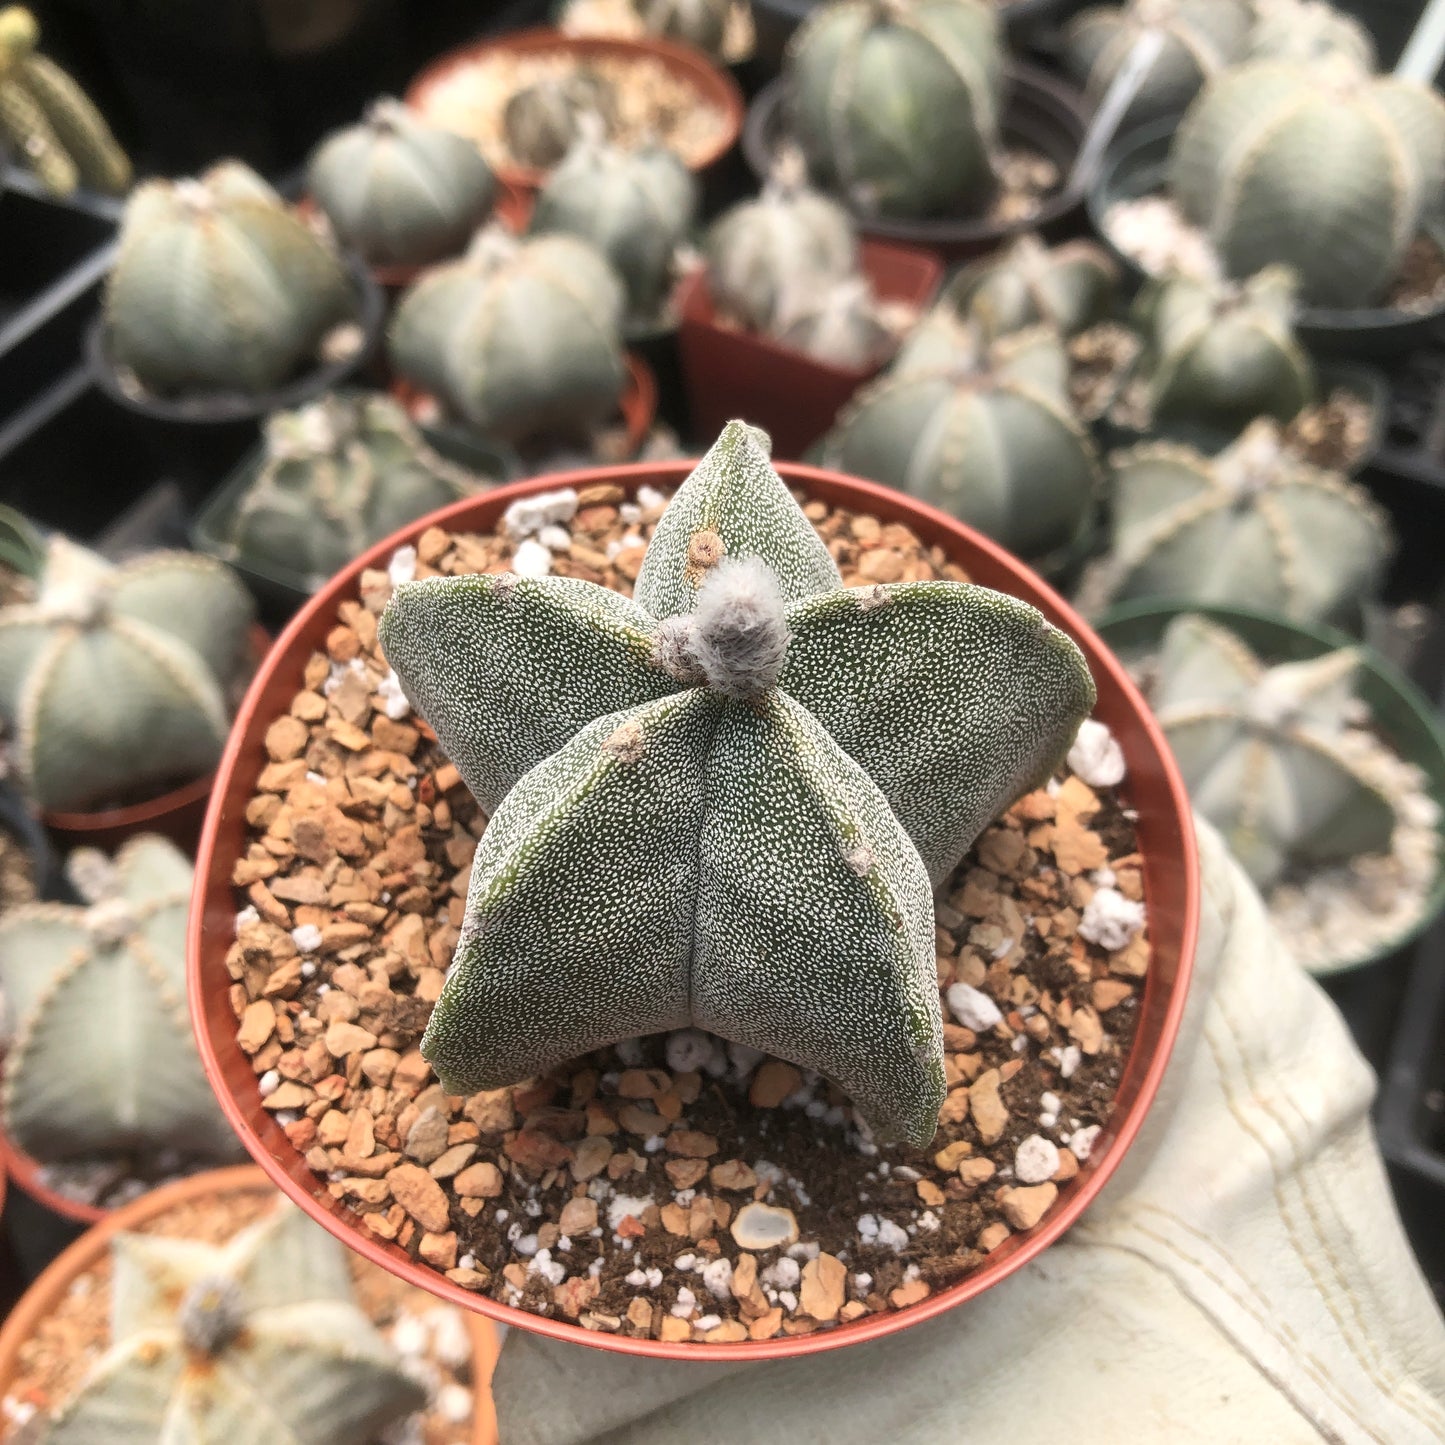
top-left (188, 460), bottom-right (1199, 1362)
top-left (406, 29), bottom-right (745, 194)
top-left (676, 241), bottom-right (944, 458)
top-left (0, 1165), bottom-right (500, 1444)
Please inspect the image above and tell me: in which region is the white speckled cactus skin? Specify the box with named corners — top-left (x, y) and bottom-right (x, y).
top-left (530, 127), bottom-right (698, 324)
top-left (502, 69), bottom-right (617, 170)
top-left (1085, 420), bottom-right (1393, 624)
top-left (1247, 0), bottom-right (1375, 67)
top-left (0, 835), bottom-right (239, 1164)
top-left (105, 161), bottom-right (355, 394)
top-left (705, 146), bottom-right (859, 331)
top-left (39, 1200), bottom-right (425, 1444)
top-left (1150, 613), bottom-right (1395, 889)
top-left (944, 234), bottom-right (1119, 341)
top-left (635, 0), bottom-right (733, 57)
top-left (817, 315), bottom-right (1100, 565)
top-left (379, 421), bottom-right (1095, 1145)
top-left (1131, 265), bottom-right (1315, 433)
top-left (1063, 0), bottom-right (1253, 123)
top-left (307, 98), bottom-right (496, 267)
top-left (785, 0), bottom-right (1003, 219)
top-left (0, 536), bottom-right (254, 812)
top-left (230, 392), bottom-right (491, 587)
top-left (1170, 59), bottom-right (1445, 307)
top-left (389, 225), bottom-right (627, 444)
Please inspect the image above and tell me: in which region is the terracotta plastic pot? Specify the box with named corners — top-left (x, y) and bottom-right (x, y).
top-left (189, 458), bottom-right (1199, 1361)
top-left (405, 28), bottom-right (746, 193)
top-left (0, 1165), bottom-right (500, 1444)
top-left (676, 240), bottom-right (944, 458)
top-left (40, 623), bottom-right (273, 856)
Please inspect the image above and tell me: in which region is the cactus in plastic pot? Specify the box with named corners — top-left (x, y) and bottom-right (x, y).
top-left (306, 98), bottom-right (496, 269)
top-left (705, 145), bottom-right (859, 331)
top-left (1169, 57), bottom-right (1445, 307)
top-left (503, 69), bottom-right (618, 170)
top-left (1063, 0), bottom-right (1252, 123)
top-left (378, 421), bottom-right (1095, 1147)
top-left (633, 0), bottom-right (735, 57)
top-left (1085, 420), bottom-right (1392, 625)
top-left (0, 835), bottom-right (239, 1165)
top-left (816, 314), bottom-right (1100, 566)
top-left (530, 121), bottom-right (698, 325)
top-left (1130, 265), bottom-right (1315, 434)
top-left (37, 1199), bottom-right (425, 1443)
top-left (784, 0), bottom-right (1004, 219)
top-left (1148, 613), bottom-right (1395, 889)
top-left (0, 536), bottom-right (254, 813)
top-left (389, 225), bottom-right (627, 444)
top-left (945, 234), bottom-right (1119, 341)
top-left (1246, 0), bottom-right (1375, 67)
top-left (104, 161), bottom-right (357, 396)
top-left (227, 393), bottom-right (492, 590)
top-left (0, 5), bottom-right (130, 195)
top-left (770, 275), bottom-right (897, 367)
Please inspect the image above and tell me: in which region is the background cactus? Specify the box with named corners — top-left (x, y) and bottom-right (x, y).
top-left (40, 1199), bottom-right (425, 1444)
top-left (0, 5), bottom-right (130, 195)
top-left (1148, 613), bottom-right (1395, 889)
top-left (1246, 0), bottom-right (1375, 67)
top-left (1129, 266), bottom-right (1315, 434)
top-left (0, 536), bottom-right (254, 812)
top-left (502, 69), bottom-right (617, 169)
top-left (816, 314), bottom-right (1100, 566)
top-left (530, 124), bottom-right (698, 325)
top-left (1169, 58), bottom-right (1445, 306)
top-left (105, 161), bottom-right (356, 396)
top-left (228, 392), bottom-right (493, 588)
top-left (1062, 0), bottom-right (1253, 123)
top-left (633, 0), bottom-right (735, 57)
top-left (379, 421), bottom-right (1095, 1147)
top-left (389, 226), bottom-right (627, 444)
top-left (785, 0), bottom-right (1004, 219)
top-left (705, 145), bottom-right (859, 331)
top-left (306, 98), bottom-right (496, 268)
top-left (0, 834), bottom-right (239, 1164)
top-left (1085, 420), bottom-right (1393, 624)
top-left (944, 234), bottom-right (1119, 341)
top-left (769, 275), bottom-right (897, 367)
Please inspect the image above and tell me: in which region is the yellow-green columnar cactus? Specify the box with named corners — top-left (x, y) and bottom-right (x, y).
top-left (380, 422), bottom-right (1095, 1146)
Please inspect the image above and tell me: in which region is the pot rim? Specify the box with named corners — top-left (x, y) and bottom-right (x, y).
top-left (188, 458), bottom-right (1199, 1361)
top-left (0, 1163), bottom-right (500, 1444)
top-left (0, 1111), bottom-right (107, 1225)
top-left (404, 27), bottom-right (746, 193)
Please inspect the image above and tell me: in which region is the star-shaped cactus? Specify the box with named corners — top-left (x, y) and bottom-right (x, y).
top-left (380, 422), bottom-right (1095, 1145)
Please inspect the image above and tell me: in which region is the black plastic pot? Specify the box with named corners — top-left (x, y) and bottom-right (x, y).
top-left (1087, 120), bottom-right (1445, 360)
top-left (742, 65), bottom-right (1089, 260)
top-left (0, 781), bottom-right (61, 908)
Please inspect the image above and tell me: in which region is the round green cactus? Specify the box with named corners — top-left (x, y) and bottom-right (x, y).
top-left (633, 0), bottom-right (733, 57)
top-left (0, 834), bottom-right (240, 1164)
top-left (379, 421), bottom-right (1096, 1146)
top-left (784, 0), bottom-right (1004, 219)
top-left (769, 275), bottom-right (896, 367)
top-left (1170, 58), bottom-right (1445, 306)
top-left (1063, 0), bottom-right (1253, 123)
top-left (105, 161), bottom-right (356, 395)
top-left (0, 536), bottom-right (255, 812)
top-left (229, 392), bottom-right (491, 588)
top-left (502, 69), bottom-right (618, 169)
top-left (306, 98), bottom-right (496, 267)
top-left (705, 146), bottom-right (859, 332)
top-left (530, 124), bottom-right (698, 325)
top-left (40, 1199), bottom-right (426, 1444)
top-left (944, 234), bottom-right (1119, 341)
top-left (1130, 265), bottom-right (1315, 434)
top-left (817, 315), bottom-right (1100, 566)
top-left (1149, 613), bottom-right (1395, 890)
top-left (388, 226), bottom-right (627, 444)
top-left (1246, 0), bottom-right (1375, 67)
top-left (1085, 420), bottom-right (1393, 624)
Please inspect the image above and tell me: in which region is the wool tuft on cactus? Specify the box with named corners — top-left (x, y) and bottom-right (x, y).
top-left (380, 421), bottom-right (1096, 1147)
top-left (1148, 613), bottom-right (1395, 889)
top-left (0, 834), bottom-right (240, 1166)
top-left (0, 534), bottom-right (254, 812)
top-left (37, 1199), bottom-right (425, 1444)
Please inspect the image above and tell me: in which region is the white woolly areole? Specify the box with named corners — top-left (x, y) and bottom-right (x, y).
top-left (179, 1276), bottom-right (245, 1356)
top-left (688, 555), bottom-right (791, 699)
top-left (1079, 888), bottom-right (1146, 951)
top-left (1067, 719), bottom-right (1126, 788)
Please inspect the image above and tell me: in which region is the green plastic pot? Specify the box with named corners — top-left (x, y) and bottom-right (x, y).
top-left (1096, 599), bottom-right (1445, 973)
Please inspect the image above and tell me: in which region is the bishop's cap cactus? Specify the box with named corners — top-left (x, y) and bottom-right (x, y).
top-left (769, 275), bottom-right (897, 368)
top-left (379, 421), bottom-right (1096, 1146)
top-left (1247, 0), bottom-right (1376, 68)
top-left (633, 0), bottom-right (735, 58)
top-left (502, 69), bottom-right (618, 170)
top-left (944, 234), bottom-right (1119, 341)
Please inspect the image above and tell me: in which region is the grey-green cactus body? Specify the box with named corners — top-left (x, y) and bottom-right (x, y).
top-left (944, 234), bottom-right (1118, 341)
top-left (770, 275), bottom-right (895, 367)
top-left (380, 421), bottom-right (1095, 1146)
top-left (1247, 0), bottom-right (1375, 67)
top-left (785, 0), bottom-right (1003, 219)
top-left (503, 69), bottom-right (618, 170)
top-left (635, 0), bottom-right (733, 57)
top-left (307, 98), bottom-right (496, 267)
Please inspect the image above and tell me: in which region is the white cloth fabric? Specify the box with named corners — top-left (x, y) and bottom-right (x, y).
top-left (492, 822), bottom-right (1445, 1444)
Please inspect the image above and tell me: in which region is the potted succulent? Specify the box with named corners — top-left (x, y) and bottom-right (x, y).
top-left (0, 1165), bottom-right (500, 1443)
top-left (557, 0), bottom-right (758, 69)
top-left (189, 420), bottom-right (1197, 1359)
